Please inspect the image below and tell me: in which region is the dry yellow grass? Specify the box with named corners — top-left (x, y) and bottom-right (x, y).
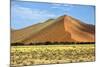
top-left (11, 44), bottom-right (95, 66)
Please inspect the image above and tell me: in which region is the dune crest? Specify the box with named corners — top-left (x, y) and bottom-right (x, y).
top-left (11, 15), bottom-right (95, 44)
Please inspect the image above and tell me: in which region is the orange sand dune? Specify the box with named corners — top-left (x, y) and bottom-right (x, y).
top-left (11, 15), bottom-right (95, 44)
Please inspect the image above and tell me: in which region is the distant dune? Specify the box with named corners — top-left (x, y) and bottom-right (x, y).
top-left (11, 15), bottom-right (95, 44)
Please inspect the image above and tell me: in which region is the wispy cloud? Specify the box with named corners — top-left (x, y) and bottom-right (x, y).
top-left (50, 3), bottom-right (74, 12)
top-left (12, 5), bottom-right (34, 20)
top-left (11, 4), bottom-right (56, 22)
top-left (51, 3), bottom-right (69, 7)
top-left (11, 4), bottom-right (57, 29)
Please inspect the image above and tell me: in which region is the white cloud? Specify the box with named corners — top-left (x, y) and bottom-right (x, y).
top-left (51, 5), bottom-right (70, 12)
top-left (11, 4), bottom-right (57, 29)
top-left (11, 4), bottom-right (56, 22)
top-left (52, 3), bottom-right (69, 7)
top-left (12, 5), bottom-right (34, 19)
top-left (50, 3), bottom-right (75, 12)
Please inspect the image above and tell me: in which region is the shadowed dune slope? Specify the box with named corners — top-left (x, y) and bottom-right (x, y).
top-left (11, 15), bottom-right (95, 44)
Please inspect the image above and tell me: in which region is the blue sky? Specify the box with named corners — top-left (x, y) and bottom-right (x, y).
top-left (11, 1), bottom-right (95, 29)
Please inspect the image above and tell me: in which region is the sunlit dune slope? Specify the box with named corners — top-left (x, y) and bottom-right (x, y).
top-left (11, 15), bottom-right (95, 44)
